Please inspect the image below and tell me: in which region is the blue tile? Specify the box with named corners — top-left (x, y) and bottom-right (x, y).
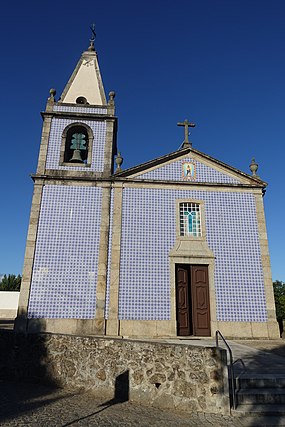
top-left (118, 188), bottom-right (266, 322)
top-left (28, 185), bottom-right (102, 319)
top-left (45, 118), bottom-right (106, 172)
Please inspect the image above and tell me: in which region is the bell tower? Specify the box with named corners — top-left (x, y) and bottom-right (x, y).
top-left (37, 36), bottom-right (117, 178)
top-left (15, 34), bottom-right (117, 334)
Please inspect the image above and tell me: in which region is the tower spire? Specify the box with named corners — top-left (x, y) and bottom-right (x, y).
top-left (59, 25), bottom-right (107, 105)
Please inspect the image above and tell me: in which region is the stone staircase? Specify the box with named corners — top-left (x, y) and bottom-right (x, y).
top-left (215, 332), bottom-right (285, 418)
top-left (233, 372), bottom-right (285, 415)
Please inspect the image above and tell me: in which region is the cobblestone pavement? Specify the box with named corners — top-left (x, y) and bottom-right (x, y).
top-left (1, 380), bottom-right (285, 427)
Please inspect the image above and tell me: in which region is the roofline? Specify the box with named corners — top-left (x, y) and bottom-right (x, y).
top-left (191, 147), bottom-right (267, 186)
top-left (115, 147), bottom-right (190, 177)
top-left (115, 146), bottom-right (267, 186)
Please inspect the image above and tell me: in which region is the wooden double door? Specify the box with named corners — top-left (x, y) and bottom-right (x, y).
top-left (175, 264), bottom-right (211, 337)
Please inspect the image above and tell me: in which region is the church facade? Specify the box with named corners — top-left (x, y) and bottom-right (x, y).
top-left (15, 39), bottom-right (279, 339)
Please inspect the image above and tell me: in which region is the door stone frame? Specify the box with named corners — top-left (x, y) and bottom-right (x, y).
top-left (170, 250), bottom-right (216, 337)
top-left (169, 198), bottom-right (216, 337)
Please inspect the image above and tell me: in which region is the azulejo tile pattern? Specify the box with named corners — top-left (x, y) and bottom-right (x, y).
top-left (28, 185), bottom-right (102, 319)
top-left (136, 158), bottom-right (241, 183)
top-left (45, 118), bottom-right (106, 172)
top-left (119, 188), bottom-right (267, 322)
top-left (53, 105), bottom-right (108, 114)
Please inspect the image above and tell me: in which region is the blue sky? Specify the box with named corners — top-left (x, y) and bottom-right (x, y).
top-left (0, 0), bottom-right (284, 281)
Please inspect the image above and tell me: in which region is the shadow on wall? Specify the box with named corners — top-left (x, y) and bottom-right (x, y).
top-left (0, 318), bottom-right (52, 385)
top-left (0, 318), bottom-right (64, 424)
top-left (60, 371), bottom-right (130, 427)
top-left (113, 370), bottom-right (129, 402)
top-left (13, 314), bottom-right (47, 334)
top-left (0, 318), bottom-right (130, 425)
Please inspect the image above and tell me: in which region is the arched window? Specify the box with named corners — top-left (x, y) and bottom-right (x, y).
top-left (64, 125), bottom-right (88, 163)
top-left (60, 123), bottom-right (93, 166)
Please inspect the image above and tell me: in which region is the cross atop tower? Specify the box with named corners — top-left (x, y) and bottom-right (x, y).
top-left (177, 119), bottom-right (196, 148)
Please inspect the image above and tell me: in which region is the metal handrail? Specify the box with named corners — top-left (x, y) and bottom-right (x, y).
top-left (215, 330), bottom-right (245, 410)
top-left (233, 358), bottom-right (246, 372)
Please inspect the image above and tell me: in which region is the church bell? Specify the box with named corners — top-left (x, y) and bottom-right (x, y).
top-left (69, 149), bottom-right (83, 163)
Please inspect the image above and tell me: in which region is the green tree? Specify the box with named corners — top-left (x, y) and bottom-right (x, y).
top-left (273, 280), bottom-right (285, 322)
top-left (0, 274), bottom-right (21, 291)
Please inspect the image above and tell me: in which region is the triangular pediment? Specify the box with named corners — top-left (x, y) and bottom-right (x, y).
top-left (115, 147), bottom-right (266, 187)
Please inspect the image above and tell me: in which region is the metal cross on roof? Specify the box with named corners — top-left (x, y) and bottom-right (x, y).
top-left (177, 119), bottom-right (196, 147)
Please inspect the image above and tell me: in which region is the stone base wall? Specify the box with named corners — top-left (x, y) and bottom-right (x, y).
top-left (0, 330), bottom-right (228, 414)
top-left (0, 292), bottom-right (19, 319)
top-left (215, 320), bottom-right (280, 339)
top-left (14, 315), bottom-right (280, 339)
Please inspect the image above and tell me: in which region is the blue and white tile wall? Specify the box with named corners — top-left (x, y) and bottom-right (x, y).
top-left (119, 188), bottom-right (267, 322)
top-left (28, 185), bottom-right (102, 319)
top-left (136, 158), bottom-right (241, 184)
top-left (53, 105), bottom-right (107, 114)
top-left (45, 118), bottom-right (106, 172)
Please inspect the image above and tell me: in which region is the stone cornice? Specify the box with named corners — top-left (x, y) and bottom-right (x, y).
top-left (41, 111), bottom-right (117, 121)
top-left (31, 173), bottom-right (265, 190)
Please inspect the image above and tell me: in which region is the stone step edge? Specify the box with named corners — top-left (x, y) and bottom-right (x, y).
top-left (237, 383), bottom-right (285, 389)
top-left (233, 405), bottom-right (285, 416)
top-left (236, 373), bottom-right (285, 379)
top-left (237, 388), bottom-right (285, 395)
